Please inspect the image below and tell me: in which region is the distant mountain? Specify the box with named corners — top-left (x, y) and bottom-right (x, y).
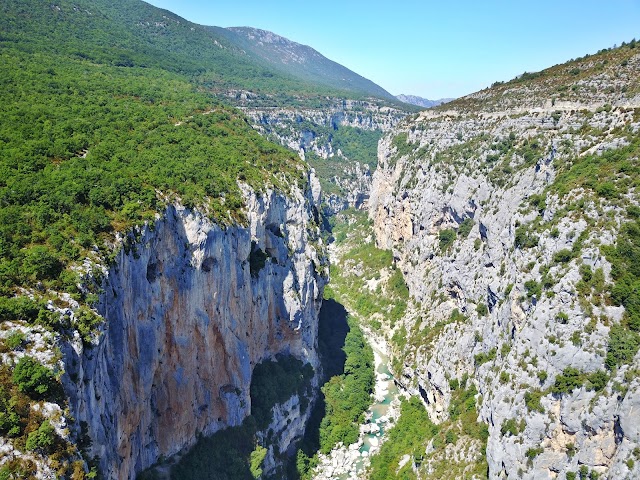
top-left (396, 94), bottom-right (454, 108)
top-left (0, 0), bottom-right (400, 105)
top-left (218, 26), bottom-right (396, 101)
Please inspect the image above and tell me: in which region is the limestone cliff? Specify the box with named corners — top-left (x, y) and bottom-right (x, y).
top-left (369, 44), bottom-right (640, 478)
top-left (61, 180), bottom-right (327, 479)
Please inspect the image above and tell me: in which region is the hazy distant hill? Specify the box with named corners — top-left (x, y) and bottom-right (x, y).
top-left (218, 26), bottom-right (396, 101)
top-left (396, 94), bottom-right (454, 108)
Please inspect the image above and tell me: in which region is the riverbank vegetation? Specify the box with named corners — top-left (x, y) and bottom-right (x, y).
top-left (294, 309), bottom-right (374, 479)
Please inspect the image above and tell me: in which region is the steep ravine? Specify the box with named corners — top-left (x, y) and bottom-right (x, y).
top-left (238, 99), bottom-right (410, 213)
top-left (61, 182), bottom-right (327, 479)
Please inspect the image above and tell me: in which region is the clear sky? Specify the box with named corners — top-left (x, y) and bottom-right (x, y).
top-left (145, 0), bottom-right (640, 99)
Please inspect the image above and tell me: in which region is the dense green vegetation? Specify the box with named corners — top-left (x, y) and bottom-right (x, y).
top-left (318, 316), bottom-right (374, 452)
top-left (168, 417), bottom-right (261, 480)
top-left (543, 136), bottom-right (640, 369)
top-left (0, 361), bottom-right (80, 479)
top-left (268, 124), bottom-right (382, 197)
top-left (368, 379), bottom-right (488, 479)
top-left (602, 211), bottom-right (640, 368)
top-left (325, 210), bottom-right (410, 331)
top-left (0, 0), bottom-right (313, 350)
top-left (250, 355), bottom-right (314, 429)
top-left (1, 0), bottom-right (397, 106)
top-left (12, 357), bottom-right (58, 401)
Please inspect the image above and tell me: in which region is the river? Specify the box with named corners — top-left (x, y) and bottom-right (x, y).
top-left (313, 338), bottom-right (401, 480)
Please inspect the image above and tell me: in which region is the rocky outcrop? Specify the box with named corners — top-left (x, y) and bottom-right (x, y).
top-left (369, 46), bottom-right (640, 479)
top-left (61, 180), bottom-right (327, 479)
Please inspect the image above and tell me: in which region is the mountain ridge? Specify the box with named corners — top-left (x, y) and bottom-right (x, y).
top-left (395, 94), bottom-right (454, 108)
top-left (217, 26), bottom-right (397, 101)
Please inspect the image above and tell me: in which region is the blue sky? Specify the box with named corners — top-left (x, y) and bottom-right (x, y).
top-left (145, 0), bottom-right (640, 99)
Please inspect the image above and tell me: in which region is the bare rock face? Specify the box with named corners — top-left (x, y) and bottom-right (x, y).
top-left (62, 182), bottom-right (326, 479)
top-left (369, 47), bottom-right (640, 479)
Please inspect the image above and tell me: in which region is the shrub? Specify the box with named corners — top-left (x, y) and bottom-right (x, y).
top-left (524, 389), bottom-right (544, 412)
top-left (500, 418), bottom-right (525, 437)
top-left (556, 312), bottom-right (569, 324)
top-left (525, 446), bottom-right (544, 459)
top-left (528, 194), bottom-right (547, 214)
top-left (596, 182), bottom-right (617, 199)
top-left (249, 445), bottom-right (267, 479)
top-left (524, 280), bottom-right (542, 300)
top-left (12, 356), bottom-right (57, 400)
top-left (606, 325), bottom-right (640, 369)
top-left (515, 226), bottom-right (538, 249)
top-left (505, 283), bottom-right (514, 296)
top-left (553, 249), bottom-right (573, 264)
top-left (0, 297), bottom-right (43, 324)
top-left (25, 420), bottom-right (56, 454)
top-left (537, 370), bottom-right (548, 384)
top-left (0, 388), bottom-right (22, 437)
top-left (439, 229), bottom-right (456, 251)
top-left (476, 303), bottom-right (488, 317)
top-left (75, 307), bottom-right (102, 344)
top-left (552, 367), bottom-right (583, 395)
top-left (445, 430), bottom-right (457, 444)
top-left (5, 331), bottom-right (25, 350)
top-left (474, 348), bottom-right (496, 366)
top-left (458, 218), bottom-right (474, 238)
top-left (21, 246), bottom-right (63, 282)
top-left (586, 370), bottom-right (608, 391)
top-left (579, 264), bottom-right (593, 283)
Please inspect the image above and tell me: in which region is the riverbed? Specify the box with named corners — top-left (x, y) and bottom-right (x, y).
top-left (312, 339), bottom-right (401, 480)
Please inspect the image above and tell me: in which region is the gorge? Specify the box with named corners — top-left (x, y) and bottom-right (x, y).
top-left (0, 1), bottom-right (639, 480)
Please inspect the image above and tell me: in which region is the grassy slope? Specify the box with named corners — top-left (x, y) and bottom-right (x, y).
top-left (218, 26), bottom-right (396, 101)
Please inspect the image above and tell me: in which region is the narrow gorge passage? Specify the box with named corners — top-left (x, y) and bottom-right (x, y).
top-left (295, 209), bottom-right (410, 480)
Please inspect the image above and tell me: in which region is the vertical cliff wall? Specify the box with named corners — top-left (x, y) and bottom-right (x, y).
top-left (62, 181), bottom-right (326, 479)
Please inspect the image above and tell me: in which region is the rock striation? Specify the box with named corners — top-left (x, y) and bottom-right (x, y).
top-left (61, 180), bottom-right (327, 479)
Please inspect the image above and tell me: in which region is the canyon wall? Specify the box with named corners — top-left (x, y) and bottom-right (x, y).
top-left (369, 47), bottom-right (640, 479)
top-left (62, 180), bottom-right (327, 479)
top-left (238, 99), bottom-right (409, 213)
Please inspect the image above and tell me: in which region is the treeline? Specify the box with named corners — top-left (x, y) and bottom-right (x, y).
top-left (0, 46), bottom-right (304, 298)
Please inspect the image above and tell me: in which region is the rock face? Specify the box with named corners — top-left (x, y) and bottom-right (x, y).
top-left (369, 45), bottom-right (640, 479)
top-left (62, 182), bottom-right (327, 479)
